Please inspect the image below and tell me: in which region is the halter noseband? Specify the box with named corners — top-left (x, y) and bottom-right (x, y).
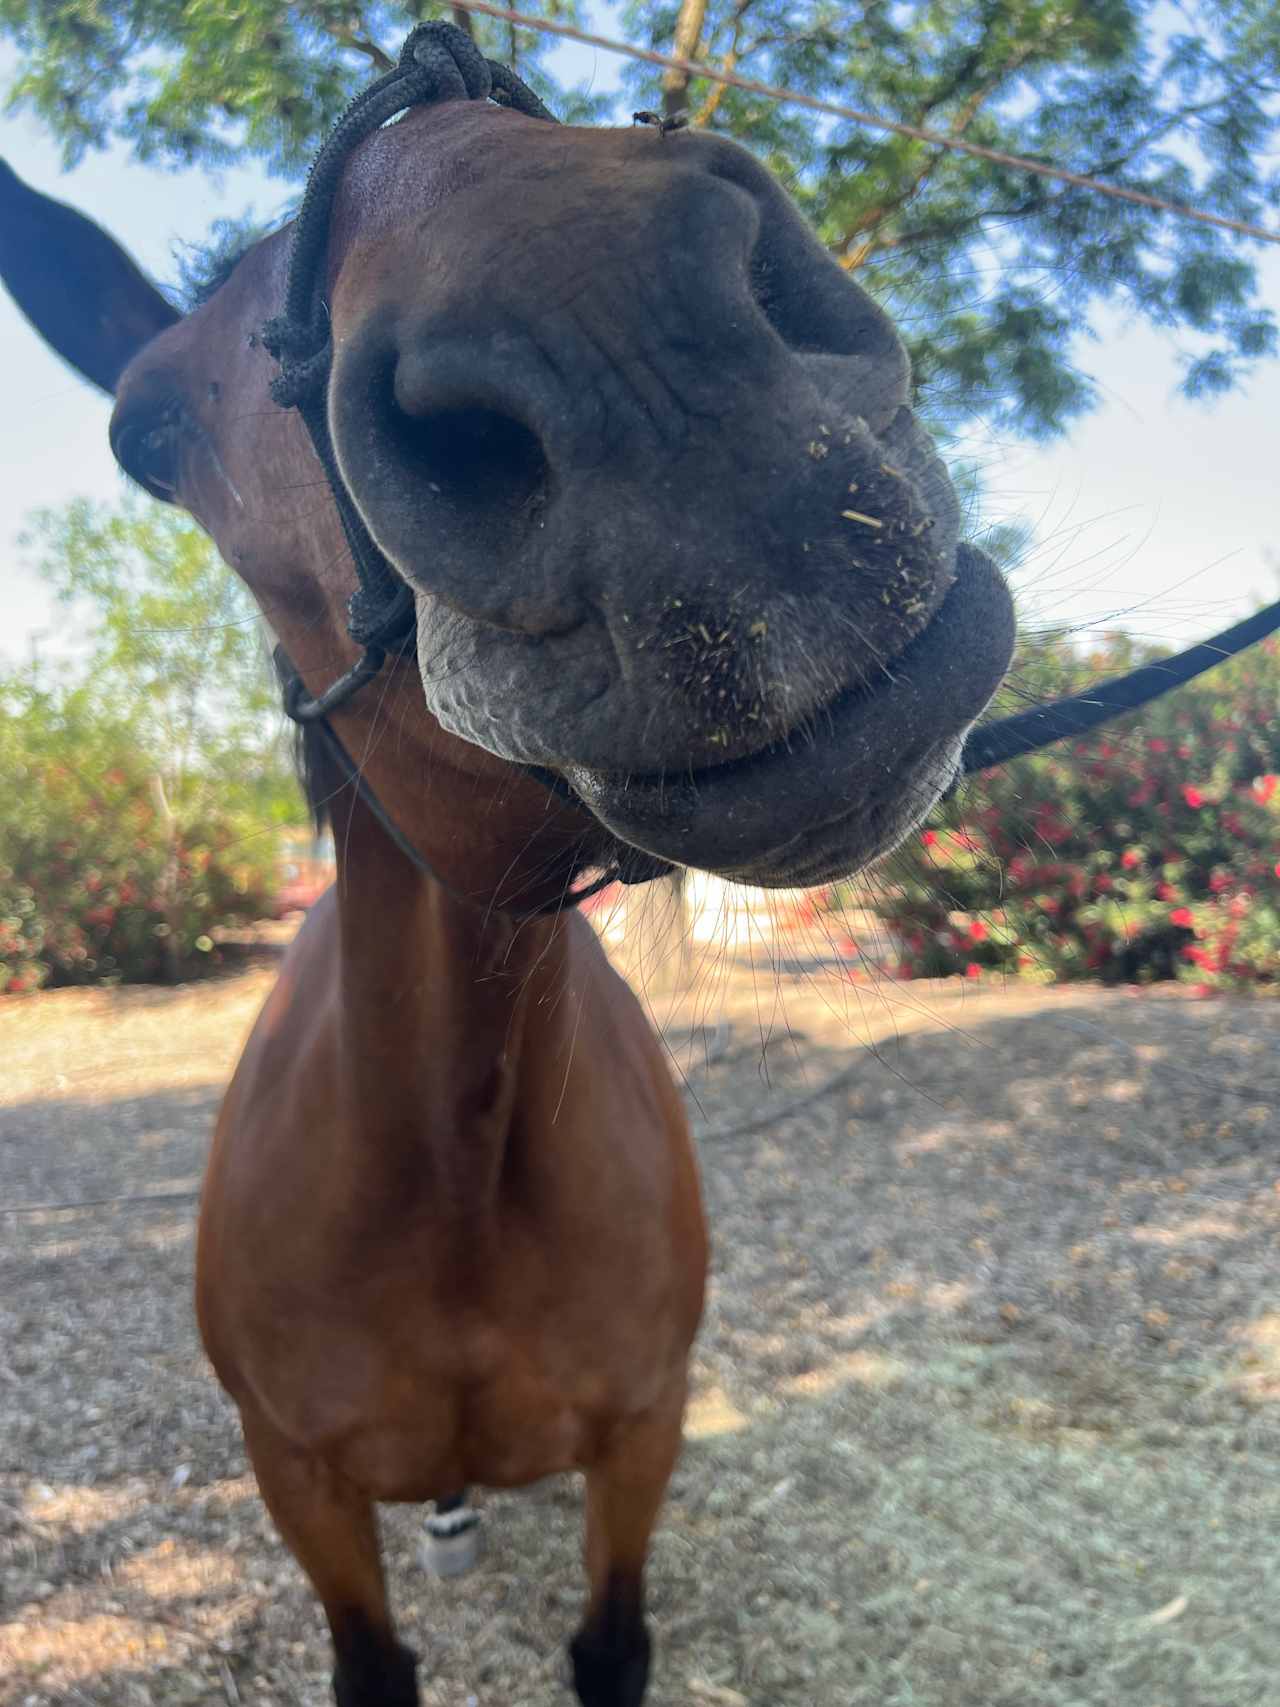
top-left (265, 21), bottom-right (1280, 899)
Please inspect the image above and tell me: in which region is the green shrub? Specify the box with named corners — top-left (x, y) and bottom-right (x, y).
top-left (0, 680), bottom-right (279, 991)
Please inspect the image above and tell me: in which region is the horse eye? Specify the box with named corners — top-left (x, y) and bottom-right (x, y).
top-left (113, 414), bottom-right (181, 502)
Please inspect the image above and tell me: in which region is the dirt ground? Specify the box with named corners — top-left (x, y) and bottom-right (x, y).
top-left (2, 942), bottom-right (1279, 1706)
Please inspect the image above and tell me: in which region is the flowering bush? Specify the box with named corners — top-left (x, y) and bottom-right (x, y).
top-left (1, 681), bottom-right (279, 992)
top-left (868, 631), bottom-right (1280, 991)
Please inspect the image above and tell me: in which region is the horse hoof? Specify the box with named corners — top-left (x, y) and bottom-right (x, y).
top-left (420, 1505), bottom-right (481, 1577)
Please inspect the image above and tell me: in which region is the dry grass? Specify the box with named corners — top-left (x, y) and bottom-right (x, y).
top-left (2, 954), bottom-right (1279, 1705)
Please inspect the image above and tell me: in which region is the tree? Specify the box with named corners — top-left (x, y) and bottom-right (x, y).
top-left (2, 1), bottom-right (1276, 438)
top-left (0, 0), bottom-right (611, 175)
top-left (23, 494), bottom-right (298, 829)
top-left (623, 0), bottom-right (1280, 435)
top-left (0, 496), bottom-right (301, 988)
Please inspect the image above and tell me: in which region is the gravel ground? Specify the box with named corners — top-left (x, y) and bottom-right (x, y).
top-left (2, 950), bottom-right (1279, 1706)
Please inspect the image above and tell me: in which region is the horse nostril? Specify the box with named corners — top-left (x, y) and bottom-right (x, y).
top-left (388, 402), bottom-right (551, 546)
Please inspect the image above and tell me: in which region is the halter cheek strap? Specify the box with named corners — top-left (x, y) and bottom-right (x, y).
top-left (274, 645), bottom-right (671, 914)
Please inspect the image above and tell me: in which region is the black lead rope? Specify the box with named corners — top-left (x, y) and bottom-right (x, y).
top-left (960, 595), bottom-right (1280, 775)
top-left (267, 21), bottom-right (1280, 905)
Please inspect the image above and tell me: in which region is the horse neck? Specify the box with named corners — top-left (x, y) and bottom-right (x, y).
top-left (318, 719), bottom-right (576, 1214)
top-left (301, 652), bottom-right (599, 908)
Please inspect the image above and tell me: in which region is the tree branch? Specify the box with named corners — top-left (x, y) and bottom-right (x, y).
top-left (692, 0), bottom-right (757, 127)
top-left (662, 0), bottom-right (710, 121)
top-left (318, 16), bottom-right (394, 72)
top-left (837, 39), bottom-right (1040, 272)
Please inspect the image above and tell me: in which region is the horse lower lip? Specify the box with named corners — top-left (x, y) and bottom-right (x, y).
top-left (562, 543), bottom-right (1017, 879)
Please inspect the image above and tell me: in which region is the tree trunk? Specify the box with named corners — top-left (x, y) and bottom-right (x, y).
top-left (150, 773), bottom-right (181, 984)
top-left (662, 0), bottom-right (708, 121)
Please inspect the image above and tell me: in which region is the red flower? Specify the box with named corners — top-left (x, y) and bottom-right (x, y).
top-left (1169, 907), bottom-right (1194, 928)
top-left (1147, 738), bottom-right (1168, 754)
top-left (1181, 785), bottom-right (1205, 809)
top-left (1252, 774), bottom-right (1278, 805)
top-left (921, 829), bottom-right (938, 847)
top-left (1120, 848), bottom-right (1142, 870)
top-left (969, 919), bottom-right (988, 942)
top-left (964, 962), bottom-right (981, 979)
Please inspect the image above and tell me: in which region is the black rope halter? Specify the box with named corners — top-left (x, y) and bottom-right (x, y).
top-left (263, 21), bottom-right (556, 708)
top-left (265, 21), bottom-right (1280, 899)
top-left (264, 23), bottom-right (666, 909)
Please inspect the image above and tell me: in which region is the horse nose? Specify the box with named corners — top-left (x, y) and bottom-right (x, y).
top-left (328, 164), bottom-right (800, 625)
top-left (326, 323), bottom-right (578, 630)
top-left (383, 335), bottom-right (556, 559)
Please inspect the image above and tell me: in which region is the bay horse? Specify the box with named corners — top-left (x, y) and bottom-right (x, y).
top-left (0, 24), bottom-right (1015, 1704)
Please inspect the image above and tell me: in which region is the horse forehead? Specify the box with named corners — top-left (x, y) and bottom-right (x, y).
top-left (329, 102), bottom-right (671, 271)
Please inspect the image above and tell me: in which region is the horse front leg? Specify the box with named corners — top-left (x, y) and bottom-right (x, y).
top-left (240, 1409), bottom-right (418, 1707)
top-left (569, 1387), bottom-right (686, 1707)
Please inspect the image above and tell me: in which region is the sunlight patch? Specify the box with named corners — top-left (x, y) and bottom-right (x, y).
top-left (685, 1386), bottom-right (750, 1438)
top-left (1131, 1214), bottom-right (1240, 1246)
top-left (1231, 1312), bottom-right (1280, 1402)
top-left (782, 1349), bottom-right (908, 1397)
top-left (118, 1536), bottom-right (241, 1599)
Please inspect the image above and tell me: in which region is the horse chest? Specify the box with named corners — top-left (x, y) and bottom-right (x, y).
top-left (210, 1191), bottom-right (680, 1494)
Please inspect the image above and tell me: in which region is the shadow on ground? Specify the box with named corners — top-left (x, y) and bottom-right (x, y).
top-left (2, 977), bottom-right (1278, 1704)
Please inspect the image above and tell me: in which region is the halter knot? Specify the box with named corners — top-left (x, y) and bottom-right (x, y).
top-left (348, 581), bottom-right (417, 649)
top-left (262, 310), bottom-right (332, 407)
top-left (402, 21), bottom-right (494, 104)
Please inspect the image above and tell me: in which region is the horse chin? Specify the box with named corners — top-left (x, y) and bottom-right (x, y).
top-left (558, 543), bottom-right (1018, 887)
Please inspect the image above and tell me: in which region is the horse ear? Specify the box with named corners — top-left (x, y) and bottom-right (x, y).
top-left (0, 158), bottom-right (181, 395)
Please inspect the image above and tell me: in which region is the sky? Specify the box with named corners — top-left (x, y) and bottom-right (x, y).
top-left (1, 21), bottom-right (1277, 672)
